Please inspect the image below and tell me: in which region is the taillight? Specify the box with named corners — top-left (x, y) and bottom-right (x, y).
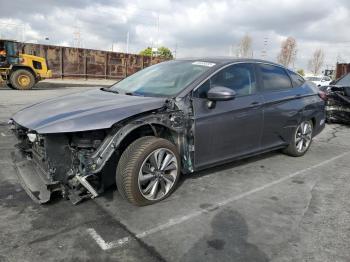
top-left (318, 91), bottom-right (327, 101)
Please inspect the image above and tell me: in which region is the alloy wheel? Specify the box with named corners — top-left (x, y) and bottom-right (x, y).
top-left (138, 148), bottom-right (178, 201)
top-left (295, 121), bottom-right (312, 153)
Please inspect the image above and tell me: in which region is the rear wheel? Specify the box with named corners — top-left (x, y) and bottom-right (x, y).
top-left (116, 136), bottom-right (180, 206)
top-left (283, 120), bottom-right (313, 157)
top-left (10, 69), bottom-right (35, 90)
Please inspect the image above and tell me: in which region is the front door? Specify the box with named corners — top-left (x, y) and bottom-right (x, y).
top-left (192, 63), bottom-right (264, 169)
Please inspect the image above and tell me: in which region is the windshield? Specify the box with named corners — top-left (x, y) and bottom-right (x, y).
top-left (335, 73), bottom-right (350, 86)
top-left (110, 60), bottom-right (213, 97)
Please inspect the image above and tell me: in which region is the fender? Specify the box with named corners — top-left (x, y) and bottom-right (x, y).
top-left (11, 65), bottom-right (38, 78)
top-left (87, 110), bottom-right (188, 174)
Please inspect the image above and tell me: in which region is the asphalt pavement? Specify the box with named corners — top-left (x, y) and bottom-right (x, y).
top-left (0, 82), bottom-right (349, 262)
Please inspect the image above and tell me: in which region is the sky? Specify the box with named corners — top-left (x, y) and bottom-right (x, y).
top-left (1, 0), bottom-right (350, 72)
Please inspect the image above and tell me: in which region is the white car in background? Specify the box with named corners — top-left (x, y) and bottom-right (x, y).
top-left (305, 75), bottom-right (332, 87)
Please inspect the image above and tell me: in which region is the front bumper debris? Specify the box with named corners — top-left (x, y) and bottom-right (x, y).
top-left (11, 148), bottom-right (58, 204)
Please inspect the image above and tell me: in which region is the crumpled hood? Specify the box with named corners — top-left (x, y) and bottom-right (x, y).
top-left (12, 89), bottom-right (167, 134)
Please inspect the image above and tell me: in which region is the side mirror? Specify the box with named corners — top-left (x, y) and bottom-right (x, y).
top-left (207, 86), bottom-right (236, 101)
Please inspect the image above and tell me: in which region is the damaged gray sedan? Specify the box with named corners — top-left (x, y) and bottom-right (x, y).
top-left (9, 58), bottom-right (326, 206)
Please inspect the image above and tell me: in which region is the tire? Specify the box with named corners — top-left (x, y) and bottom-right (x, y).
top-left (10, 69), bottom-right (35, 90)
top-left (116, 136), bottom-right (181, 206)
top-left (283, 120), bottom-right (313, 157)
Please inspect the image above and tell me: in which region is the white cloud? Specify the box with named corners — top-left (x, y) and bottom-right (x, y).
top-left (1, 0), bottom-right (350, 71)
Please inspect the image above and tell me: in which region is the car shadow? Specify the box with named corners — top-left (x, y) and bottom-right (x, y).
top-left (103, 150), bottom-right (280, 203)
top-left (180, 208), bottom-right (269, 262)
top-left (177, 150), bottom-right (279, 188)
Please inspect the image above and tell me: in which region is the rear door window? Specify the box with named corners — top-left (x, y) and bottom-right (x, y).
top-left (258, 64), bottom-right (293, 91)
top-left (288, 70), bottom-right (305, 88)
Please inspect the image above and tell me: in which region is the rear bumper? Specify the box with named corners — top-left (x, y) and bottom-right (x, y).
top-left (11, 148), bottom-right (60, 204)
top-left (313, 112), bottom-right (326, 137)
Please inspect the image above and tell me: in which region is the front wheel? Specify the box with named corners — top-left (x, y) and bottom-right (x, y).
top-left (116, 136), bottom-right (180, 206)
top-left (10, 69), bottom-right (35, 90)
top-left (283, 120), bottom-right (313, 157)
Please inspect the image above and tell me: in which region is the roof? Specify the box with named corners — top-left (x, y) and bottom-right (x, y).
top-left (177, 57), bottom-right (282, 67)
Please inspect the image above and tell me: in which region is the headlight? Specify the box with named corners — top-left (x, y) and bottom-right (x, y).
top-left (8, 119), bottom-right (15, 130)
top-left (27, 133), bottom-right (37, 143)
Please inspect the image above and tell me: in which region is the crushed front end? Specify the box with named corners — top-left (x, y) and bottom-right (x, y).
top-left (325, 85), bottom-right (350, 124)
top-left (10, 121), bottom-right (109, 204)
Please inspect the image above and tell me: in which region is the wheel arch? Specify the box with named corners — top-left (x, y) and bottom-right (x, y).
top-left (310, 117), bottom-right (316, 128)
top-left (11, 65), bottom-right (37, 78)
top-left (88, 120), bottom-right (182, 175)
top-left (116, 123), bottom-right (177, 160)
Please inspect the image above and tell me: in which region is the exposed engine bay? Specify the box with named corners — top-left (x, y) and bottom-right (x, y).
top-left (9, 98), bottom-right (194, 205)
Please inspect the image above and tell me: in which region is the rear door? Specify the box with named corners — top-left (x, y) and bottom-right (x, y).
top-left (257, 63), bottom-right (305, 149)
top-left (192, 63), bottom-right (264, 169)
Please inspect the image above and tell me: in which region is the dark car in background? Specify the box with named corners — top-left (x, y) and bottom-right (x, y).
top-left (9, 58), bottom-right (326, 206)
top-left (321, 73), bottom-right (350, 124)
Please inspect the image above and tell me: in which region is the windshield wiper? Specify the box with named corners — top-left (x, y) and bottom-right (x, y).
top-left (125, 92), bottom-right (145, 96)
top-left (101, 87), bottom-right (119, 94)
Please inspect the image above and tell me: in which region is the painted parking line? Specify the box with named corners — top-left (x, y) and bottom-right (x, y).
top-left (86, 228), bottom-right (129, 250)
top-left (88, 151), bottom-right (349, 250)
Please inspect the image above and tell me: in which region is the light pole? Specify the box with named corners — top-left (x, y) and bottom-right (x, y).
top-left (126, 31), bottom-right (130, 53)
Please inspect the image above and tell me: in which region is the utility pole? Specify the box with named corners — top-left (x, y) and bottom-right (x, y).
top-left (229, 44), bottom-right (234, 57)
top-left (126, 31), bottom-right (130, 53)
top-left (261, 37), bottom-right (269, 59)
top-left (156, 14), bottom-right (160, 49)
top-left (235, 44), bottom-right (240, 58)
top-left (73, 26), bottom-right (81, 48)
top-left (173, 43), bottom-right (178, 59)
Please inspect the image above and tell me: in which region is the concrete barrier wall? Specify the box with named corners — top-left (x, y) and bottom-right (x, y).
top-left (21, 43), bottom-right (167, 79)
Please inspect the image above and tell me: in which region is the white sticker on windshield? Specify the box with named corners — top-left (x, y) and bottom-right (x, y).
top-left (192, 61), bottom-right (216, 67)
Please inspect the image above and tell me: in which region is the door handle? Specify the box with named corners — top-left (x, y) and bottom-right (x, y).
top-left (295, 94), bottom-right (302, 98)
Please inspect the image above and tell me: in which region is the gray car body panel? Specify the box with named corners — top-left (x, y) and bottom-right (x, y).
top-left (191, 60), bottom-right (325, 170)
top-left (12, 89), bottom-right (167, 134)
top-left (10, 57), bottom-right (326, 204)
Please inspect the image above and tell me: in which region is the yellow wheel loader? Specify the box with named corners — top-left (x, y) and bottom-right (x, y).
top-left (0, 40), bottom-right (52, 90)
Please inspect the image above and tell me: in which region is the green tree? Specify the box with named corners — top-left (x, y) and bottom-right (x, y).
top-left (139, 47), bottom-right (152, 56)
top-left (157, 46), bottom-right (173, 59)
top-left (139, 46), bottom-right (173, 59)
top-left (297, 69), bottom-right (305, 76)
